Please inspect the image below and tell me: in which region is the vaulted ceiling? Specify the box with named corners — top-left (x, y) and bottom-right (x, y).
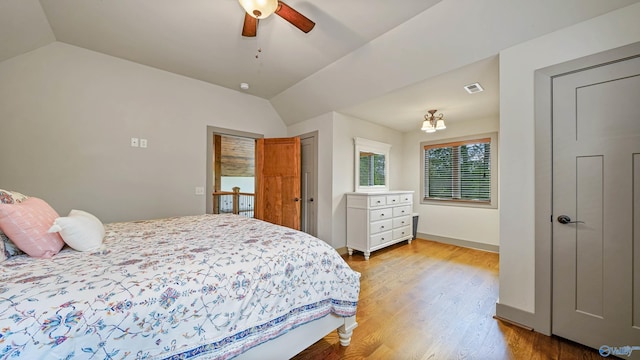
top-left (2, 0), bottom-right (638, 132)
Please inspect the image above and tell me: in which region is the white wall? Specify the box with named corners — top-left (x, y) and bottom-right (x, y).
top-left (289, 110), bottom-right (499, 250)
top-left (498, 2), bottom-right (640, 316)
top-left (332, 113), bottom-right (404, 248)
top-left (402, 116), bottom-right (500, 247)
top-left (0, 42), bottom-right (286, 223)
top-left (288, 112), bottom-right (404, 249)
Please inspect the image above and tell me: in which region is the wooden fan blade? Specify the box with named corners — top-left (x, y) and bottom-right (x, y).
top-left (242, 13), bottom-right (258, 37)
top-left (275, 1), bottom-right (315, 33)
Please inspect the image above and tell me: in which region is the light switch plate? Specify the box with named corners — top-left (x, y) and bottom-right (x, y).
top-left (195, 187), bottom-right (205, 195)
top-left (140, 139), bottom-right (148, 148)
top-left (130, 137), bottom-right (139, 147)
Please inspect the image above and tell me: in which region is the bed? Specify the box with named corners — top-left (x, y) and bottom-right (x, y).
top-left (0, 213), bottom-right (360, 359)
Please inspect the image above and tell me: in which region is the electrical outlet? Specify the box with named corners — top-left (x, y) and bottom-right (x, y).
top-left (195, 187), bottom-right (205, 195)
top-left (140, 139), bottom-right (148, 148)
top-left (130, 137), bottom-right (139, 147)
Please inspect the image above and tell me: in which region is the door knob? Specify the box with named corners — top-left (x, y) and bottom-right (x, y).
top-left (557, 215), bottom-right (585, 224)
top-left (294, 197), bottom-right (300, 202)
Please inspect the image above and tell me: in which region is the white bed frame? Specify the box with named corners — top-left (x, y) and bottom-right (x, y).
top-left (236, 314), bottom-right (357, 359)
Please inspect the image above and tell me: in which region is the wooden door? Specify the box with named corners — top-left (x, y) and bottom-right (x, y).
top-left (255, 137), bottom-right (301, 230)
top-left (552, 55), bottom-right (640, 354)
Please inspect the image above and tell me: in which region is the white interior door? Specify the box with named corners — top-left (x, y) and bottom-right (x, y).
top-left (552, 55), bottom-right (640, 355)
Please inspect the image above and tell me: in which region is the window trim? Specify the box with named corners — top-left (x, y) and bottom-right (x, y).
top-left (420, 132), bottom-right (498, 209)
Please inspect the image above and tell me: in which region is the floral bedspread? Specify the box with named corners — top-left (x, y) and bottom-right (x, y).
top-left (0, 214), bottom-right (360, 359)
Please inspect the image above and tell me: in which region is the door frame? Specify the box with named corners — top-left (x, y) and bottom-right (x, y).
top-left (299, 131), bottom-right (319, 237)
top-left (206, 126), bottom-right (263, 214)
top-left (532, 42), bottom-right (640, 335)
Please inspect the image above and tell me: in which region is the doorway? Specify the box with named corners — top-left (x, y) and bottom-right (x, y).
top-left (212, 134), bottom-right (256, 217)
top-left (205, 127), bottom-right (319, 237)
top-left (534, 42), bottom-right (640, 351)
top-left (206, 126), bottom-right (262, 215)
top-left (552, 54), bottom-right (639, 350)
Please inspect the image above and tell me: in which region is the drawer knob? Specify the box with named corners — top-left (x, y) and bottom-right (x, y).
top-left (381, 226), bottom-right (385, 229)
top-left (381, 238), bottom-right (385, 241)
top-left (381, 213), bottom-right (385, 216)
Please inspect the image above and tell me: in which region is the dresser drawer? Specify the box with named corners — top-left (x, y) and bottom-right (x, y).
top-left (393, 216), bottom-right (411, 228)
top-left (393, 205), bottom-right (412, 217)
top-left (386, 195), bottom-right (400, 206)
top-left (393, 226), bottom-right (412, 240)
top-left (399, 193), bottom-right (412, 203)
top-left (370, 231), bottom-right (393, 247)
top-left (369, 196), bottom-right (387, 207)
top-left (370, 208), bottom-right (393, 221)
top-left (370, 219), bottom-right (393, 234)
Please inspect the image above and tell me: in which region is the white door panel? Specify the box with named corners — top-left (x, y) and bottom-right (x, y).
top-left (552, 55), bottom-right (640, 354)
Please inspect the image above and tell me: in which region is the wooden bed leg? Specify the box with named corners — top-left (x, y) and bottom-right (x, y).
top-left (337, 316), bottom-right (358, 346)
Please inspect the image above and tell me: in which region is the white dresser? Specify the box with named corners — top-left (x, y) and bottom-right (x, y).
top-left (346, 191), bottom-right (414, 260)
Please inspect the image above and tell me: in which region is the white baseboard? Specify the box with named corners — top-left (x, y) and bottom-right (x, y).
top-left (417, 232), bottom-right (499, 253)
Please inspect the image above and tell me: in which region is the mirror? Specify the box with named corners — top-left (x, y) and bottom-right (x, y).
top-left (359, 152), bottom-right (385, 186)
top-left (354, 137), bottom-right (391, 192)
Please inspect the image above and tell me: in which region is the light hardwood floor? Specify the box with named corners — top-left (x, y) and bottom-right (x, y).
top-left (293, 239), bottom-right (601, 360)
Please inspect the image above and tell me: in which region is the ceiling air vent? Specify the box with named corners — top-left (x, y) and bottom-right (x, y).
top-left (464, 82), bottom-right (484, 94)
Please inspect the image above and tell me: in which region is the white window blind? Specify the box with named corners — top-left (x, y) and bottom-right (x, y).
top-left (423, 137), bottom-right (491, 203)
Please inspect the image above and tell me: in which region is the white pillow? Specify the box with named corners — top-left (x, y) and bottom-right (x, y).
top-left (69, 209), bottom-right (105, 239)
top-left (48, 209), bottom-right (105, 252)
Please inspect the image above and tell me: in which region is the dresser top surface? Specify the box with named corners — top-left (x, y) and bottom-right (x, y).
top-left (346, 191), bottom-right (414, 196)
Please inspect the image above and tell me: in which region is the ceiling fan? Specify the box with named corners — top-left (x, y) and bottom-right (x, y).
top-left (238, 0), bottom-right (315, 37)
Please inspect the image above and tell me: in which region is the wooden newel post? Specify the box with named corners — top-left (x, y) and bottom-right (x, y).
top-left (213, 192), bottom-right (219, 214)
top-left (232, 187), bottom-right (240, 215)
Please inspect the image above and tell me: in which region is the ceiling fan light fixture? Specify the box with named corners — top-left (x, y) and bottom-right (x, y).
top-left (238, 0), bottom-right (278, 19)
top-left (240, 0), bottom-right (315, 37)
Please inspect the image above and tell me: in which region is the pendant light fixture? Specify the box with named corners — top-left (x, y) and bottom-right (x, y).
top-left (421, 109), bottom-right (446, 133)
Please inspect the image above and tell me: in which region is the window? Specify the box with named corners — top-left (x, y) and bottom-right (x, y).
top-left (421, 133), bottom-right (497, 208)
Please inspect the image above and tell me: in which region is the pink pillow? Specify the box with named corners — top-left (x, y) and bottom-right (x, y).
top-left (0, 197), bottom-right (64, 258)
